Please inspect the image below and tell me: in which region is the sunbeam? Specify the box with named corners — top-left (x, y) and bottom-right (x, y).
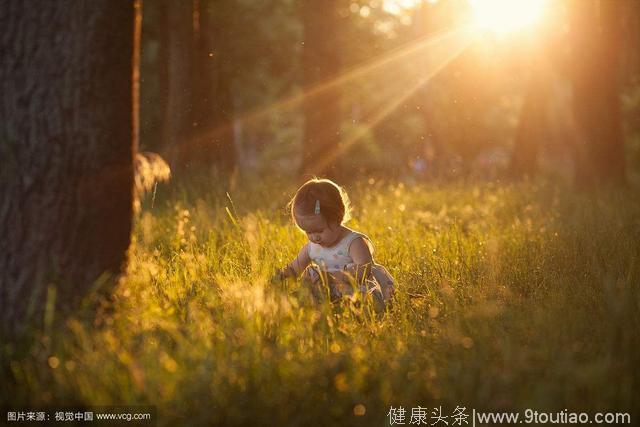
top-left (305, 29), bottom-right (473, 176)
top-left (173, 25), bottom-right (474, 169)
top-left (243, 26), bottom-right (470, 123)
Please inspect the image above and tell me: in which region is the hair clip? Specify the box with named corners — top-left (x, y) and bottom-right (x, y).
top-left (314, 200), bottom-right (321, 215)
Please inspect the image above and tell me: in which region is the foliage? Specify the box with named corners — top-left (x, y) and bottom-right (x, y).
top-left (2, 176), bottom-right (639, 425)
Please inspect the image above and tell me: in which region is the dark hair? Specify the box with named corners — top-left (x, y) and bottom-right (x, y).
top-left (289, 178), bottom-right (351, 226)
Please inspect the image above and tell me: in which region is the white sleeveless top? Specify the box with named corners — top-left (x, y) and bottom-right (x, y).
top-left (307, 229), bottom-right (373, 272)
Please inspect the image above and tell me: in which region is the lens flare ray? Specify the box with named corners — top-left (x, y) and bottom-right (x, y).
top-left (172, 26), bottom-right (474, 167)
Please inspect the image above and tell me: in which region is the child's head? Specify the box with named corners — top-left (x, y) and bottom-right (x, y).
top-left (289, 178), bottom-right (351, 246)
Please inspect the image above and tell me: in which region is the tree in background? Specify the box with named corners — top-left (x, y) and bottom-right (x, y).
top-left (152, 0), bottom-right (236, 178)
top-left (506, 13), bottom-right (557, 180)
top-left (507, 65), bottom-right (549, 179)
top-left (413, 0), bottom-right (457, 178)
top-left (141, 0), bottom-right (302, 180)
top-left (157, 0), bottom-right (194, 171)
top-left (192, 0), bottom-right (236, 176)
top-left (0, 0), bottom-right (138, 335)
top-left (569, 0), bottom-right (626, 187)
top-left (299, 0), bottom-right (343, 178)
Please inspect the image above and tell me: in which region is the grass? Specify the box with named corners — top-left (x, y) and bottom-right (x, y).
top-left (2, 176), bottom-right (639, 426)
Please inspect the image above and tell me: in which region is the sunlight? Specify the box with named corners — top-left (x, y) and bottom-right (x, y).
top-left (179, 26), bottom-right (471, 162)
top-left (307, 28), bottom-right (473, 176)
top-left (469, 0), bottom-right (546, 34)
top-left (382, 0), bottom-right (421, 15)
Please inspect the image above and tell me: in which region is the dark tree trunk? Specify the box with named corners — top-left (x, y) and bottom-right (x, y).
top-left (0, 1), bottom-right (136, 335)
top-left (191, 0), bottom-right (236, 176)
top-left (158, 0), bottom-right (236, 177)
top-left (139, 0), bottom-right (166, 153)
top-left (133, 0), bottom-right (142, 153)
top-left (159, 0), bottom-right (195, 172)
top-left (570, 0), bottom-right (626, 187)
top-left (299, 0), bottom-right (342, 178)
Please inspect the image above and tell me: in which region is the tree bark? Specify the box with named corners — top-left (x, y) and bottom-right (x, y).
top-left (299, 0), bottom-right (342, 178)
top-left (0, 0), bottom-right (136, 335)
top-left (570, 0), bottom-right (626, 187)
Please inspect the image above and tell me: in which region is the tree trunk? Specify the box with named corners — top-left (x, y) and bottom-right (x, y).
top-left (299, 0), bottom-right (342, 178)
top-left (508, 66), bottom-right (549, 179)
top-left (157, 0), bottom-right (236, 177)
top-left (0, 1), bottom-right (136, 335)
top-left (191, 0), bottom-right (236, 176)
top-left (570, 0), bottom-right (626, 187)
top-left (159, 0), bottom-right (195, 173)
top-left (415, 2), bottom-right (452, 179)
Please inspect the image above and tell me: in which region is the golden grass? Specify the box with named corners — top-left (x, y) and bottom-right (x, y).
top-left (3, 177), bottom-right (639, 426)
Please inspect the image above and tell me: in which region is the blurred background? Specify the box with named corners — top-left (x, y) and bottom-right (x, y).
top-left (137, 0), bottom-right (640, 187)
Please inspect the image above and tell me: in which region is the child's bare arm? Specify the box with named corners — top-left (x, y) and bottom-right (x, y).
top-left (275, 243), bottom-right (311, 280)
top-left (335, 237), bottom-right (374, 284)
top-left (335, 263), bottom-right (372, 285)
top-left (349, 237), bottom-right (373, 264)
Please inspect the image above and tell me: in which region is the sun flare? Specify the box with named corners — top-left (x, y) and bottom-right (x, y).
top-left (469, 0), bottom-right (546, 34)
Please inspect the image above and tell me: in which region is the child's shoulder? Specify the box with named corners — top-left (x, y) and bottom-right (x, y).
top-left (344, 227), bottom-right (371, 240)
top-left (344, 228), bottom-right (374, 253)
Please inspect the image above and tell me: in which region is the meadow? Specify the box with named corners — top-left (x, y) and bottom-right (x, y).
top-left (3, 176), bottom-right (639, 426)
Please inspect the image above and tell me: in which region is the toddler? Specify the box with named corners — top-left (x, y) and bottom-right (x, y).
top-left (275, 178), bottom-right (395, 309)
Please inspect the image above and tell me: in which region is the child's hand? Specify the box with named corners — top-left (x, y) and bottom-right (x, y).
top-left (341, 262), bottom-right (372, 285)
top-left (271, 266), bottom-right (294, 283)
top-left (271, 268), bottom-right (286, 283)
